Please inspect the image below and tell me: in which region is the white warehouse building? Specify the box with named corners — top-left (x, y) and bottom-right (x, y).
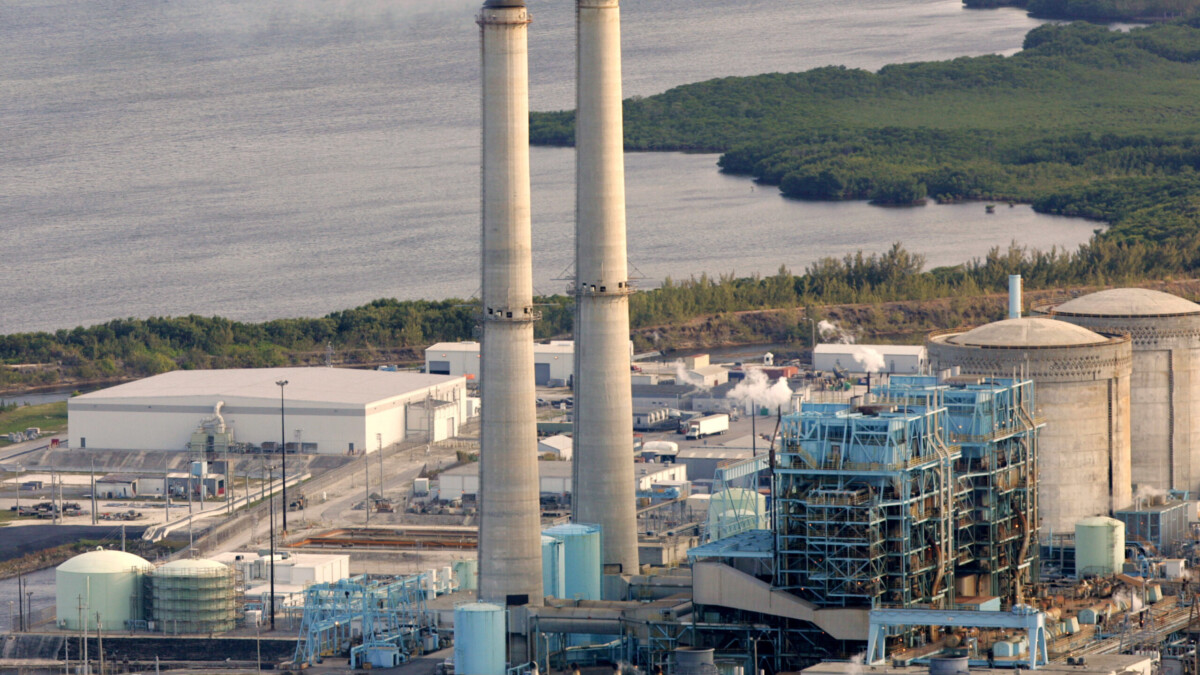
top-left (813, 344), bottom-right (928, 374)
top-left (425, 339), bottom-right (633, 385)
top-left (68, 367), bottom-right (470, 454)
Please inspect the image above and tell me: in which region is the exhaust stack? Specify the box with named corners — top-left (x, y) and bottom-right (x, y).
top-left (572, 0), bottom-right (640, 576)
top-left (1009, 274), bottom-right (1022, 320)
top-left (476, 0), bottom-right (544, 607)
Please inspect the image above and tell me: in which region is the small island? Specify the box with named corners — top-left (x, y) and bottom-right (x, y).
top-left (531, 21), bottom-right (1200, 249)
top-left (963, 0), bottom-right (1199, 22)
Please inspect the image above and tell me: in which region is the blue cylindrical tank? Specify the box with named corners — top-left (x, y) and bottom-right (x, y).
top-left (454, 603), bottom-right (505, 675)
top-left (453, 559), bottom-right (478, 591)
top-left (541, 535), bottom-right (565, 598)
top-left (543, 523), bottom-right (602, 601)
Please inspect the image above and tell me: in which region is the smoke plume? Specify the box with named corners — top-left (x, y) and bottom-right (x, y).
top-left (850, 346), bottom-right (887, 373)
top-left (729, 370), bottom-right (792, 412)
top-left (818, 319), bottom-right (855, 344)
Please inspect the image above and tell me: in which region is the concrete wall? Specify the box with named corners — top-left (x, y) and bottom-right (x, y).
top-left (928, 334), bottom-right (1133, 535)
top-left (1042, 312), bottom-right (1200, 495)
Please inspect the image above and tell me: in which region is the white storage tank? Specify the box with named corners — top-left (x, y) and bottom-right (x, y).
top-left (928, 318), bottom-right (1133, 535)
top-left (1076, 516), bottom-right (1125, 578)
top-left (56, 549), bottom-right (153, 631)
top-left (1039, 289), bottom-right (1200, 494)
top-left (454, 603), bottom-right (505, 675)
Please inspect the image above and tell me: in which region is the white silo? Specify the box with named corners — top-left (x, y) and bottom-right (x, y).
top-left (927, 317), bottom-right (1133, 535)
top-left (1039, 288), bottom-right (1200, 494)
top-left (1075, 516), bottom-right (1125, 578)
top-left (150, 558), bottom-right (240, 634)
top-left (56, 549), bottom-right (153, 631)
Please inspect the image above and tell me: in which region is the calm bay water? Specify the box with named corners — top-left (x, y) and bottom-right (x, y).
top-left (0, 0), bottom-right (1095, 334)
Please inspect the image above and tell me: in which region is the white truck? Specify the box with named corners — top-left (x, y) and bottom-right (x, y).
top-left (685, 413), bottom-right (729, 440)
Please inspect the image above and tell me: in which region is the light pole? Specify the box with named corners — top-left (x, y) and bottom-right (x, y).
top-left (376, 433), bottom-right (383, 502)
top-left (276, 380), bottom-right (288, 532)
top-left (267, 459), bottom-right (276, 632)
top-left (800, 315), bottom-right (817, 350)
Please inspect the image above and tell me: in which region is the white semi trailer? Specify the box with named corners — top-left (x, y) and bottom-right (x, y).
top-left (686, 414), bottom-right (729, 440)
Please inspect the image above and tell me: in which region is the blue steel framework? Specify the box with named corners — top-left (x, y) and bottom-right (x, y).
top-left (681, 376), bottom-right (1042, 672)
top-left (293, 573), bottom-right (431, 668)
top-left (774, 400), bottom-right (959, 608)
top-left (877, 376), bottom-right (1043, 603)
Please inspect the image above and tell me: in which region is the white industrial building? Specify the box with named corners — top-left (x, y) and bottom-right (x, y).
top-left (436, 460), bottom-right (685, 502)
top-left (813, 344), bottom-right (927, 374)
top-left (68, 367), bottom-right (470, 454)
top-left (425, 339), bottom-right (634, 385)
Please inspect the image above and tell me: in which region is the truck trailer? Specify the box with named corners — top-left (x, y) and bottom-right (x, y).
top-left (685, 414), bottom-right (729, 440)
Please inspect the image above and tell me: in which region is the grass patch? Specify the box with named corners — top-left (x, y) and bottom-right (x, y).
top-left (0, 401), bottom-right (66, 445)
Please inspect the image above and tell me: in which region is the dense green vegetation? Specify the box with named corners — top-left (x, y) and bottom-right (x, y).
top-left (963, 0), bottom-right (1200, 21)
top-left (533, 22), bottom-right (1200, 240)
top-left (11, 23), bottom-right (1200, 389)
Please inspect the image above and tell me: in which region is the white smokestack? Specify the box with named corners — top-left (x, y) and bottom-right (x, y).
top-left (572, 0), bottom-right (639, 575)
top-left (476, 0), bottom-right (543, 607)
top-left (1009, 274), bottom-right (1022, 320)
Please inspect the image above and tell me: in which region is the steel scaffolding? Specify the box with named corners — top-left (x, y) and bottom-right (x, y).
top-left (293, 573), bottom-right (430, 668)
top-left (775, 400), bottom-right (959, 608)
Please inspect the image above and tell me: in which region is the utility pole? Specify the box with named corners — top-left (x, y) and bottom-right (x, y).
top-left (78, 595), bottom-right (87, 675)
top-left (96, 614), bottom-right (104, 675)
top-left (276, 379), bottom-right (289, 532)
top-left (364, 447), bottom-right (371, 527)
top-left (90, 460), bottom-right (97, 525)
top-left (17, 573), bottom-right (24, 631)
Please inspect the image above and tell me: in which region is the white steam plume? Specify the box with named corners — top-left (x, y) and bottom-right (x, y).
top-left (673, 360), bottom-right (712, 391)
top-left (729, 370), bottom-right (792, 412)
top-left (851, 346), bottom-right (887, 373)
top-left (818, 319), bottom-right (855, 344)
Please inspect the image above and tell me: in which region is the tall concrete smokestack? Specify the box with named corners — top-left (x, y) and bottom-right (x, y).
top-left (573, 0), bottom-right (639, 576)
top-left (476, 0), bottom-right (544, 607)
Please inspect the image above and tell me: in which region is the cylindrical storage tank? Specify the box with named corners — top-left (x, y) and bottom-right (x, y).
top-left (1075, 516), bottom-right (1125, 578)
top-left (541, 535), bottom-right (566, 599)
top-left (543, 524), bottom-right (601, 601)
top-left (56, 549), bottom-right (153, 631)
top-left (150, 559), bottom-right (239, 634)
top-left (930, 656), bottom-right (970, 675)
top-left (1038, 289), bottom-right (1200, 494)
top-left (453, 559), bottom-right (479, 592)
top-left (676, 647), bottom-right (718, 675)
top-left (928, 318), bottom-right (1132, 535)
top-left (454, 603), bottom-right (505, 675)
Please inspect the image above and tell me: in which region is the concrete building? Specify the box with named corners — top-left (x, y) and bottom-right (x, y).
top-left (475, 0), bottom-right (543, 608)
top-left (1038, 288), bottom-right (1200, 495)
top-left (96, 474), bottom-right (138, 498)
top-left (425, 340), bottom-right (576, 385)
top-left (437, 460), bottom-right (682, 502)
top-left (68, 367), bottom-right (468, 454)
top-left (632, 384), bottom-right (696, 411)
top-left (813, 344), bottom-right (927, 374)
top-left (676, 447), bottom-right (753, 482)
top-left (927, 317), bottom-right (1133, 534)
top-left (537, 434), bottom-right (573, 460)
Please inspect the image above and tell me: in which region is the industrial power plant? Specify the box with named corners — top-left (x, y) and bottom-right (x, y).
top-left (9, 4), bottom-right (1200, 675)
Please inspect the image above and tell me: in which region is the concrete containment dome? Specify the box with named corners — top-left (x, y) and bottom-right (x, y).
top-left (929, 320), bottom-right (1132, 536)
top-left (56, 549), bottom-right (153, 631)
top-left (947, 317), bottom-right (1108, 347)
top-left (1038, 288), bottom-right (1200, 495)
top-left (1050, 288), bottom-right (1200, 318)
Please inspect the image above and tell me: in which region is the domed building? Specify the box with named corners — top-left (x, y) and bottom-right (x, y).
top-left (149, 558), bottom-right (241, 634)
top-left (1039, 288), bottom-right (1200, 495)
top-left (56, 549), bottom-right (153, 631)
top-left (928, 317), bottom-right (1132, 535)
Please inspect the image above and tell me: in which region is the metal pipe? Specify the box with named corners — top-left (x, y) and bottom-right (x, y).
top-left (476, 0), bottom-right (544, 608)
top-left (573, 0), bottom-right (639, 576)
